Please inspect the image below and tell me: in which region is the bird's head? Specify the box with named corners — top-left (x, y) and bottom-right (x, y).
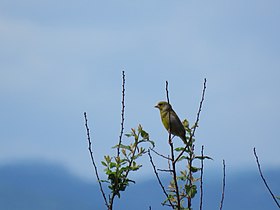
top-left (155, 101), bottom-right (172, 112)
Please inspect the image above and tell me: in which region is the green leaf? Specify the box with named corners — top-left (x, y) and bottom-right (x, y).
top-left (100, 179), bottom-right (110, 183)
top-left (276, 196), bottom-right (280, 200)
top-left (112, 144), bottom-right (131, 150)
top-left (175, 147), bottom-right (186, 152)
top-left (104, 168), bottom-right (111, 174)
top-left (131, 164), bottom-right (142, 171)
top-left (116, 192), bottom-right (121, 198)
top-left (178, 170), bottom-right (188, 181)
top-left (127, 178), bottom-right (136, 184)
top-left (137, 124), bottom-right (143, 131)
top-left (182, 119), bottom-right (189, 129)
top-left (177, 155), bottom-right (188, 162)
top-left (109, 162), bottom-right (117, 168)
top-left (101, 161), bottom-right (107, 167)
top-left (195, 155), bottom-right (213, 160)
top-left (140, 129), bottom-right (149, 140)
top-left (104, 155), bottom-right (111, 163)
top-left (125, 133), bottom-right (133, 137)
top-left (190, 166), bottom-right (200, 173)
top-left (108, 173), bottom-right (116, 181)
top-left (185, 185), bottom-right (197, 198)
top-left (121, 148), bottom-right (127, 156)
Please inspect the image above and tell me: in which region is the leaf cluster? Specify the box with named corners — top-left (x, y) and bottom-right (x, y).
top-left (101, 125), bottom-right (154, 198)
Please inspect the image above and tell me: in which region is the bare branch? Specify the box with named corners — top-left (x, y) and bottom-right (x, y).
top-left (253, 147), bottom-right (280, 208)
top-left (199, 145), bottom-right (204, 210)
top-left (219, 160), bottom-right (226, 210)
top-left (117, 70), bottom-right (126, 157)
top-left (148, 149), bottom-right (174, 208)
top-left (165, 81), bottom-right (170, 104)
top-left (174, 78), bottom-right (207, 163)
top-left (83, 112), bottom-right (108, 208)
top-left (150, 148), bottom-right (172, 160)
top-left (192, 78), bottom-right (207, 140)
top-left (157, 169), bottom-right (173, 173)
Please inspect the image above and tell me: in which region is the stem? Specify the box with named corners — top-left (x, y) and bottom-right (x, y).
top-left (187, 145), bottom-right (195, 209)
top-left (117, 70), bottom-right (126, 157)
top-left (174, 78), bottom-right (207, 163)
top-left (84, 112), bottom-right (109, 208)
top-left (219, 160), bottom-right (226, 210)
top-left (170, 142), bottom-right (181, 209)
top-left (199, 145), bottom-right (204, 210)
top-left (253, 148), bottom-right (280, 208)
top-left (166, 81), bottom-right (181, 209)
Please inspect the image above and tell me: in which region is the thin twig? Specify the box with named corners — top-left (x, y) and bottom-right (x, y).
top-left (253, 147), bottom-right (280, 208)
top-left (108, 71), bottom-right (126, 210)
top-left (158, 169), bottom-right (173, 173)
top-left (199, 145), bottom-right (204, 210)
top-left (183, 79), bottom-right (207, 208)
top-left (174, 78), bottom-right (207, 163)
top-left (150, 148), bottom-right (172, 160)
top-left (191, 78), bottom-right (207, 141)
top-left (117, 70), bottom-right (126, 157)
top-left (219, 160), bottom-right (226, 210)
top-left (84, 112), bottom-right (108, 208)
top-left (166, 81), bottom-right (170, 105)
top-left (148, 149), bottom-right (174, 208)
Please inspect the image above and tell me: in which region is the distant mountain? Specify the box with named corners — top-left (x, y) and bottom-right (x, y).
top-left (0, 161), bottom-right (279, 210)
top-left (0, 162), bottom-right (98, 210)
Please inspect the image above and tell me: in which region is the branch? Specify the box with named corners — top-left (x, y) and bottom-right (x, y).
top-left (186, 144), bottom-right (194, 209)
top-left (83, 112), bottom-right (108, 208)
top-left (157, 169), bottom-right (173, 173)
top-left (174, 78), bottom-right (207, 163)
top-left (148, 149), bottom-right (174, 208)
top-left (150, 148), bottom-right (172, 161)
top-left (165, 81), bottom-right (170, 105)
top-left (219, 160), bottom-right (226, 210)
top-left (166, 81), bottom-right (181, 209)
top-left (192, 78), bottom-right (207, 140)
top-left (117, 70), bottom-right (126, 157)
top-left (253, 147), bottom-right (280, 208)
top-left (199, 145), bottom-right (204, 210)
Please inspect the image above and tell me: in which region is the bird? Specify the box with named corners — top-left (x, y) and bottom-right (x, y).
top-left (155, 101), bottom-right (187, 144)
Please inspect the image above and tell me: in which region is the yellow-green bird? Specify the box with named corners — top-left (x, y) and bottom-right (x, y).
top-left (155, 101), bottom-right (187, 144)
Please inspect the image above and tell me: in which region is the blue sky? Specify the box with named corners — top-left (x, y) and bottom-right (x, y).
top-left (1, 0), bottom-right (280, 181)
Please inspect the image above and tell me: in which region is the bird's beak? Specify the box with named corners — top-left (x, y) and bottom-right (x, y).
top-left (155, 104), bottom-right (159, 109)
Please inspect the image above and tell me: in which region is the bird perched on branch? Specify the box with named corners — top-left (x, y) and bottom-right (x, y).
top-left (155, 101), bottom-right (187, 144)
